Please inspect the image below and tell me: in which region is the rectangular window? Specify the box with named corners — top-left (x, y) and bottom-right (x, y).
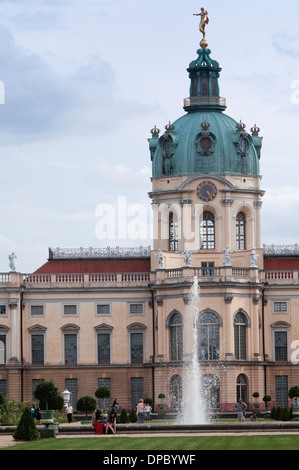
top-left (32, 335), bottom-right (44, 365)
top-left (98, 378), bottom-right (111, 409)
top-left (0, 305), bottom-right (6, 315)
top-left (131, 333), bottom-right (143, 363)
top-left (201, 76), bottom-right (208, 96)
top-left (64, 305), bottom-right (77, 316)
top-left (97, 334), bottom-right (111, 364)
top-left (275, 331), bottom-right (288, 361)
top-left (97, 304), bottom-right (111, 315)
top-left (276, 376), bottom-right (288, 407)
top-left (0, 335), bottom-right (6, 365)
top-left (234, 325), bottom-right (246, 360)
top-left (32, 379), bottom-right (44, 403)
top-left (0, 379), bottom-right (6, 400)
top-left (129, 304), bottom-right (144, 315)
top-left (131, 377), bottom-right (143, 409)
top-left (65, 378), bottom-right (77, 411)
top-left (64, 334), bottom-right (77, 364)
top-left (273, 302), bottom-right (288, 313)
top-left (31, 305), bottom-right (44, 316)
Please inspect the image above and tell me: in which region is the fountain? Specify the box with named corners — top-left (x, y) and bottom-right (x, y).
top-left (177, 276), bottom-right (209, 424)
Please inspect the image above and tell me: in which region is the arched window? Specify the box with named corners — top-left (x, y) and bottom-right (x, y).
top-left (169, 212), bottom-right (178, 251)
top-left (169, 312), bottom-right (183, 361)
top-left (170, 375), bottom-right (182, 411)
top-left (234, 312), bottom-right (247, 360)
top-left (197, 311), bottom-right (220, 360)
top-left (200, 211), bottom-right (215, 249)
top-left (0, 335), bottom-right (6, 365)
top-left (236, 212), bottom-right (246, 250)
top-left (236, 374), bottom-right (248, 403)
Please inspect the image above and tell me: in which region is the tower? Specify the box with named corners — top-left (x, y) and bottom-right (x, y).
top-left (148, 18), bottom-right (264, 269)
top-left (148, 14), bottom-right (265, 411)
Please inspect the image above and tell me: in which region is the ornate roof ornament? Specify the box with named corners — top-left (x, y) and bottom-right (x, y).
top-left (165, 122), bottom-right (175, 132)
top-left (193, 8), bottom-right (209, 48)
top-left (151, 125), bottom-right (160, 136)
top-left (251, 124), bottom-right (260, 135)
top-left (236, 120), bottom-right (246, 131)
top-left (201, 120), bottom-right (210, 132)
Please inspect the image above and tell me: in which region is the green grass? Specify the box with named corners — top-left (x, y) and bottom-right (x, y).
top-left (3, 435), bottom-right (299, 450)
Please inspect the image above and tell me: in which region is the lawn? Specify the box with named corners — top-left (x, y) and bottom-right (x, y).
top-left (3, 435), bottom-right (299, 451)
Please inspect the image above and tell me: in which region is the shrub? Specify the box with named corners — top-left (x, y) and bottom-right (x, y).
top-left (129, 408), bottom-right (137, 423)
top-left (281, 406), bottom-right (290, 421)
top-left (13, 407), bottom-right (39, 441)
top-left (0, 400), bottom-right (27, 425)
top-left (270, 406), bottom-right (276, 420)
top-left (77, 396), bottom-right (97, 417)
top-left (274, 407), bottom-right (282, 420)
top-left (120, 408), bottom-right (129, 423)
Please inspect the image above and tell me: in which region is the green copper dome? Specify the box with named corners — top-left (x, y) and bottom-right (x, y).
top-left (149, 46), bottom-right (262, 179)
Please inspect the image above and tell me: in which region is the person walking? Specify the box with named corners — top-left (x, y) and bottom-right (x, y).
top-left (235, 397), bottom-right (247, 422)
top-left (66, 402), bottom-right (73, 423)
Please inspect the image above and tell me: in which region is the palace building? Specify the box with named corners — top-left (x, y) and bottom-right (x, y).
top-left (1, 24), bottom-right (299, 414)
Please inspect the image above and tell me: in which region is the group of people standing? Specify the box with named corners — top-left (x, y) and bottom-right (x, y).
top-left (136, 399), bottom-right (152, 423)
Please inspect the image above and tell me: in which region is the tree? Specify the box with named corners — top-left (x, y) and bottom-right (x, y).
top-left (34, 381), bottom-right (64, 410)
top-left (77, 396), bottom-right (97, 418)
top-left (144, 397), bottom-right (153, 406)
top-left (288, 386), bottom-right (299, 402)
top-left (262, 395), bottom-right (271, 408)
top-left (13, 407), bottom-right (39, 441)
top-left (95, 386), bottom-right (110, 400)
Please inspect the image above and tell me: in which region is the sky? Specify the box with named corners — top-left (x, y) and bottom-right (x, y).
top-left (0, 0), bottom-right (299, 273)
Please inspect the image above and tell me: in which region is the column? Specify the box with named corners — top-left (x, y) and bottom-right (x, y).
top-left (9, 300), bottom-right (20, 363)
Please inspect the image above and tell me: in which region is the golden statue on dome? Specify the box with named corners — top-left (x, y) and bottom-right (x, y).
top-left (193, 8), bottom-right (209, 48)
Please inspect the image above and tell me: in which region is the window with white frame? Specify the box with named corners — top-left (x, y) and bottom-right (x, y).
top-left (274, 331), bottom-right (288, 361)
top-left (63, 305), bottom-right (78, 316)
top-left (129, 303), bottom-right (144, 315)
top-left (97, 304), bottom-right (111, 315)
top-left (0, 305), bottom-right (7, 316)
top-left (31, 334), bottom-right (44, 364)
top-left (0, 335), bottom-right (6, 365)
top-left (273, 301), bottom-right (288, 313)
top-left (31, 305), bottom-right (44, 316)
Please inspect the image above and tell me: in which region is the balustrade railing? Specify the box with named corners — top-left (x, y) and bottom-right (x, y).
top-left (0, 273), bottom-right (11, 282)
top-left (264, 270), bottom-right (294, 280)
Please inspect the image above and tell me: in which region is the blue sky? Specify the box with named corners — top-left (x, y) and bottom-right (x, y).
top-left (0, 0), bottom-right (299, 272)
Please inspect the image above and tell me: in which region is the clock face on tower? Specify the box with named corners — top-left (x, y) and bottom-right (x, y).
top-left (197, 181), bottom-right (217, 202)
